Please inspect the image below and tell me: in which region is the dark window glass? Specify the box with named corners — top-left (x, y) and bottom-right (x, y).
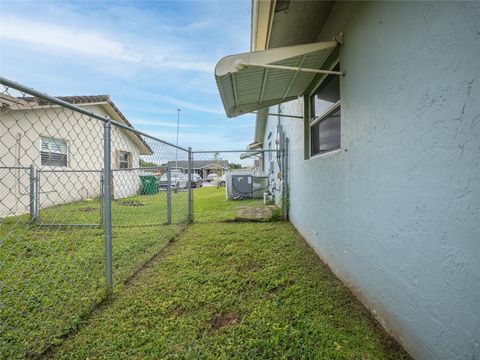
top-left (119, 151), bottom-right (130, 169)
top-left (311, 107), bottom-right (341, 155)
top-left (309, 62), bottom-right (341, 156)
top-left (311, 64), bottom-right (340, 120)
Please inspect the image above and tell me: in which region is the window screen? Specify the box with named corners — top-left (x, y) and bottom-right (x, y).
top-left (40, 137), bottom-right (68, 167)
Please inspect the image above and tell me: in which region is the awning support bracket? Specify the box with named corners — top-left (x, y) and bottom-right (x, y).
top-left (259, 68), bottom-right (269, 104)
top-left (251, 111), bottom-right (303, 119)
top-left (237, 62), bottom-right (344, 76)
top-left (231, 72), bottom-right (239, 107)
top-left (282, 55), bottom-right (306, 100)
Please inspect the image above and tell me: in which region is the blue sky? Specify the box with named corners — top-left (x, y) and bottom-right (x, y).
top-left (0, 0), bottom-right (255, 150)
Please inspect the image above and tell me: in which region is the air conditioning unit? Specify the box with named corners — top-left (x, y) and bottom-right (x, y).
top-left (230, 174), bottom-right (253, 199)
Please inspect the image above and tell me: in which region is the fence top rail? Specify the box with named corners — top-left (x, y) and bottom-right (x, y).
top-left (0, 76), bottom-right (189, 153)
top-left (37, 169), bottom-right (103, 173)
top-left (192, 149), bottom-right (279, 154)
top-left (0, 166), bottom-right (31, 170)
top-left (112, 166), bottom-right (167, 171)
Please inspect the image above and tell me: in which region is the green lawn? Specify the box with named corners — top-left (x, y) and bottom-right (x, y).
top-left (0, 190), bottom-right (189, 359)
top-left (46, 187), bottom-right (410, 359)
top-left (193, 185), bottom-right (266, 223)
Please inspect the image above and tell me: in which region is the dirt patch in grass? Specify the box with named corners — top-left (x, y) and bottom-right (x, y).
top-left (246, 261), bottom-right (262, 272)
top-left (210, 312), bottom-right (240, 330)
top-left (172, 306), bottom-right (188, 318)
top-left (117, 201), bottom-right (145, 206)
top-left (79, 207), bottom-right (98, 212)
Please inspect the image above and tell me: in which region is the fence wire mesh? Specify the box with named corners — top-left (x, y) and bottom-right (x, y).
top-left (0, 81), bottom-right (190, 358)
top-left (191, 149), bottom-right (286, 223)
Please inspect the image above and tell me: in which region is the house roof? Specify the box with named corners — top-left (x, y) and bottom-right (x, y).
top-left (0, 94), bottom-right (153, 155)
top-left (24, 95), bottom-right (136, 128)
top-left (167, 160), bottom-right (229, 169)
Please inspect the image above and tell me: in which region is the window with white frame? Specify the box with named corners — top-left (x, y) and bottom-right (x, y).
top-left (40, 137), bottom-right (68, 167)
top-left (119, 151), bottom-right (130, 169)
top-left (309, 63), bottom-right (341, 156)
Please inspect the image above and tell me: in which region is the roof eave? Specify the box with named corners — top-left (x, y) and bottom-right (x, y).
top-left (251, 0), bottom-right (276, 51)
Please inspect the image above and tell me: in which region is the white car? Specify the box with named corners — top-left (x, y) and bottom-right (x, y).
top-left (207, 173), bottom-right (219, 182)
top-left (191, 173), bottom-right (203, 188)
top-left (159, 171), bottom-right (188, 189)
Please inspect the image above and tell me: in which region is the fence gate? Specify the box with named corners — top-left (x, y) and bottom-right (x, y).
top-left (190, 146), bottom-right (288, 223)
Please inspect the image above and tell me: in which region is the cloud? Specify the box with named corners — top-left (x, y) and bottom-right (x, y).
top-left (154, 94), bottom-right (225, 115)
top-left (0, 15), bottom-right (214, 73)
top-left (1, 16), bottom-right (139, 62)
top-left (133, 118), bottom-right (198, 128)
top-left (0, 1), bottom-right (254, 152)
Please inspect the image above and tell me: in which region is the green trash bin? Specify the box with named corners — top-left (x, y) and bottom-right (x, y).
top-left (140, 175), bottom-right (159, 195)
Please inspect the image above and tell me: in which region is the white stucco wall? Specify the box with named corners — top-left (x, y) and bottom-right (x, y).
top-left (264, 2), bottom-right (480, 359)
top-left (0, 104), bottom-right (144, 217)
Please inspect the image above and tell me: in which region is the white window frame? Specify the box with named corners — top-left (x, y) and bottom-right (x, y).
top-left (307, 59), bottom-right (341, 159)
top-left (40, 136), bottom-right (69, 167)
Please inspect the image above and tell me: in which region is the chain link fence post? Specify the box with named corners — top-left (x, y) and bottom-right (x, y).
top-left (284, 137), bottom-right (289, 220)
top-left (167, 165), bottom-right (172, 225)
top-left (187, 147), bottom-right (193, 223)
top-left (103, 118), bottom-right (113, 293)
top-left (29, 164), bottom-right (37, 222)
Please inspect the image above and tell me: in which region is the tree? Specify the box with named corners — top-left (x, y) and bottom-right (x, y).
top-left (229, 163), bottom-right (243, 169)
top-left (139, 159), bottom-right (159, 167)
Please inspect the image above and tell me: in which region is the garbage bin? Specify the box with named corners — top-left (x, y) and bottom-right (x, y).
top-left (139, 175), bottom-right (159, 195)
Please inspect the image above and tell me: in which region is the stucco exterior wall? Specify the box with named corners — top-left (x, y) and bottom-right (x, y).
top-left (264, 2), bottom-right (480, 359)
top-left (0, 104), bottom-right (143, 217)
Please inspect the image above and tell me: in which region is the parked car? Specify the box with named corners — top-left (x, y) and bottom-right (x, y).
top-left (218, 174), bottom-right (226, 187)
top-left (191, 173), bottom-right (203, 188)
top-left (207, 173), bottom-right (219, 182)
top-left (159, 171), bottom-right (188, 189)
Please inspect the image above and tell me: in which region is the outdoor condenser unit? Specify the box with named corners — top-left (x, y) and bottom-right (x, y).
top-left (231, 174), bottom-right (253, 199)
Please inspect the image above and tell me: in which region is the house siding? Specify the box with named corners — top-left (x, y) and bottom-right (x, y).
top-left (264, 2), bottom-right (480, 359)
top-left (0, 104), bottom-right (143, 217)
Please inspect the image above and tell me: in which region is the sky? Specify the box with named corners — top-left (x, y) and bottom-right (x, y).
top-left (0, 0), bottom-right (255, 151)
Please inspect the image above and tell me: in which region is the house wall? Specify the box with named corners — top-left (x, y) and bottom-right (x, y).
top-left (0, 104), bottom-right (143, 217)
top-left (264, 2), bottom-right (480, 359)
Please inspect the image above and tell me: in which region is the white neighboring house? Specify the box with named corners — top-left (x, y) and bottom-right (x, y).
top-left (0, 94), bottom-right (153, 217)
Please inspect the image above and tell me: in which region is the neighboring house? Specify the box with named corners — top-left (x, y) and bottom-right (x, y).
top-left (215, 2), bottom-right (479, 360)
top-left (0, 94), bottom-right (152, 217)
top-left (167, 160), bottom-right (229, 179)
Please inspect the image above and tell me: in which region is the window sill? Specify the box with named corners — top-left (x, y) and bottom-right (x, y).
top-left (309, 148), bottom-right (342, 160)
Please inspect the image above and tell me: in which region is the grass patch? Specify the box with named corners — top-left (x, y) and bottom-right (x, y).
top-left (47, 187), bottom-right (410, 359)
top-left (0, 190), bottom-right (188, 359)
top-left (192, 186), bottom-right (267, 223)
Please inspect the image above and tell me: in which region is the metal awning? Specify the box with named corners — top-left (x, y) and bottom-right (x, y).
top-left (240, 150), bottom-right (263, 159)
top-left (215, 41), bottom-right (341, 118)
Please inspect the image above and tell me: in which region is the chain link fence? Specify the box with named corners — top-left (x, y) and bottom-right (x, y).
top-left (0, 77), bottom-right (191, 358)
top-left (191, 148), bottom-right (288, 223)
